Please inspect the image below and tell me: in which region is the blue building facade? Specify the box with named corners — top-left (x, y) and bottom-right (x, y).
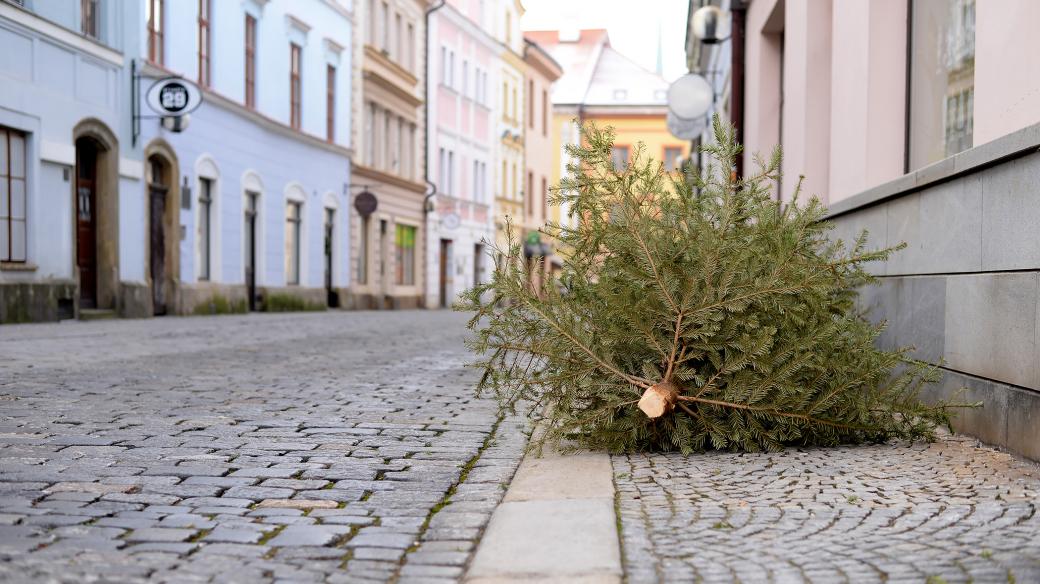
top-left (0, 0), bottom-right (354, 322)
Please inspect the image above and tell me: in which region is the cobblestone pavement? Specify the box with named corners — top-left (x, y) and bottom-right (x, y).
top-left (0, 311), bottom-right (528, 583)
top-left (614, 436), bottom-right (1040, 584)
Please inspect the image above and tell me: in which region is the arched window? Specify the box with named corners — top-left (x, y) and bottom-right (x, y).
top-left (195, 156), bottom-right (219, 281)
top-left (284, 183), bottom-right (306, 285)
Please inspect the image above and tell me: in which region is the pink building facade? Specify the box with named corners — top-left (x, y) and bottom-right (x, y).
top-left (720, 0), bottom-right (1040, 459)
top-left (425, 0), bottom-right (499, 308)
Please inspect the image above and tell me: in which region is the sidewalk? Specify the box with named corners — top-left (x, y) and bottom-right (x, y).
top-left (469, 430), bottom-right (1040, 584)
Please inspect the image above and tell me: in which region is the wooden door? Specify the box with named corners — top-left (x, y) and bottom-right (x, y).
top-left (75, 144), bottom-right (98, 309)
top-left (244, 193), bottom-right (258, 311)
top-left (324, 208), bottom-right (337, 307)
top-left (149, 184), bottom-right (167, 315)
top-left (439, 239), bottom-right (452, 308)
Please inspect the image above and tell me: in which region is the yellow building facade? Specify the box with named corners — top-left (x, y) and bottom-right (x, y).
top-left (534, 29), bottom-right (688, 266)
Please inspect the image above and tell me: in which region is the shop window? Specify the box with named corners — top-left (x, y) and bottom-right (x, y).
top-left (395, 224), bottom-right (416, 285)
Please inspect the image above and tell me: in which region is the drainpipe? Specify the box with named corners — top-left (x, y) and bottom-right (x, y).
top-left (730, 0), bottom-right (747, 179)
top-left (423, 0), bottom-right (446, 308)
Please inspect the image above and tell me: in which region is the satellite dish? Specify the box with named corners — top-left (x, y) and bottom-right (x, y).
top-left (667, 73), bottom-right (713, 121)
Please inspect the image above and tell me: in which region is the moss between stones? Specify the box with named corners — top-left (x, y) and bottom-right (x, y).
top-left (262, 293), bottom-right (326, 313)
top-left (192, 295), bottom-right (249, 316)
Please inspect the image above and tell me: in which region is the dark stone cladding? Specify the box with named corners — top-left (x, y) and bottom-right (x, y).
top-left (0, 281), bottom-right (77, 324)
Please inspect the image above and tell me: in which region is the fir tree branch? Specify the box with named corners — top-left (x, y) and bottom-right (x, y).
top-left (677, 395), bottom-right (873, 433)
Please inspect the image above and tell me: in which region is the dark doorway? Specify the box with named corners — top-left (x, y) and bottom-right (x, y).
top-left (147, 156), bottom-right (169, 315)
top-left (473, 243), bottom-right (484, 287)
top-left (439, 238), bottom-right (452, 308)
top-left (324, 207), bottom-right (338, 308)
top-left (244, 191), bottom-right (259, 311)
top-left (75, 139), bottom-right (99, 309)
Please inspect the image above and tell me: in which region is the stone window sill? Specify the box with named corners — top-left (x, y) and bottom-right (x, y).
top-left (0, 262), bottom-right (38, 272)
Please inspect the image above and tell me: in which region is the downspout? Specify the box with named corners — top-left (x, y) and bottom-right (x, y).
top-left (423, 0), bottom-right (446, 308)
top-left (730, 0), bottom-right (747, 179)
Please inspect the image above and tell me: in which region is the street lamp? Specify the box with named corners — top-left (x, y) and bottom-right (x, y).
top-left (691, 5), bottom-right (732, 45)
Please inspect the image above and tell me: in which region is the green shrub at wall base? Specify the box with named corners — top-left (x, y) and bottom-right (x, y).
top-left (192, 295), bottom-right (249, 316)
top-left (261, 293), bottom-right (326, 312)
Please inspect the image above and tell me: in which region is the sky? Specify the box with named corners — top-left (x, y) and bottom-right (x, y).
top-left (520, 0), bottom-right (690, 82)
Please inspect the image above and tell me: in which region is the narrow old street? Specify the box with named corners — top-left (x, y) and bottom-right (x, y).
top-left (0, 311), bottom-right (529, 583)
top-left (2, 312), bottom-right (1040, 583)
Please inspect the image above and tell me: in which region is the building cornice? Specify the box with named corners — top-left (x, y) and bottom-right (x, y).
top-left (0, 1), bottom-right (123, 66)
top-left (361, 44), bottom-right (418, 86)
top-left (321, 0), bottom-right (353, 20)
top-left (139, 61), bottom-right (353, 159)
top-left (523, 40), bottom-right (563, 81)
top-left (351, 164), bottom-right (427, 194)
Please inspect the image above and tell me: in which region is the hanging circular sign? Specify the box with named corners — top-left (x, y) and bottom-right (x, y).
top-left (146, 77), bottom-right (203, 116)
top-left (354, 190), bottom-right (378, 217)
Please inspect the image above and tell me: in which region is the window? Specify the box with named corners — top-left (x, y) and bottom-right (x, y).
top-left (448, 50), bottom-right (456, 89)
top-left (439, 148), bottom-right (446, 189)
top-left (367, 0), bottom-right (375, 44)
top-left (197, 177), bottom-right (213, 280)
top-left (198, 0), bottom-right (211, 86)
top-left (501, 160), bottom-right (507, 196)
top-left (391, 116), bottom-right (401, 173)
top-left (0, 127), bottom-right (27, 263)
top-left (512, 87), bottom-right (518, 120)
top-left (245, 14), bottom-right (257, 108)
top-left (394, 224), bottom-right (416, 285)
top-left (527, 170), bottom-right (533, 216)
top-left (290, 43), bottom-right (302, 129)
top-left (611, 146), bottom-right (629, 171)
top-left (440, 46), bottom-right (447, 84)
top-left (505, 10), bottom-right (512, 44)
top-left (358, 214), bottom-right (369, 284)
top-left (406, 23), bottom-right (415, 71)
top-left (511, 164), bottom-right (517, 201)
top-left (326, 65), bottom-right (336, 141)
top-left (383, 111), bottom-right (391, 170)
top-left (285, 201), bottom-right (301, 285)
top-left (542, 89), bottom-right (548, 136)
top-left (664, 147), bottom-right (684, 172)
top-left (472, 161), bottom-right (480, 202)
top-left (908, 0), bottom-right (976, 170)
top-left (502, 81), bottom-right (508, 116)
top-left (81, 0), bottom-right (99, 38)
top-left (407, 124), bottom-right (416, 179)
top-left (448, 150), bottom-right (455, 194)
top-left (462, 60), bottom-right (469, 97)
top-left (528, 79), bottom-right (534, 128)
top-left (365, 102), bottom-right (376, 165)
top-left (147, 0), bottom-right (164, 64)
top-left (380, 1), bottom-right (389, 52)
top-left (394, 12), bottom-right (402, 62)
top-left (541, 176), bottom-right (547, 220)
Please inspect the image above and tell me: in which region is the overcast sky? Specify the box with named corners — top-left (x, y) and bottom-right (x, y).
top-left (520, 0), bottom-right (690, 82)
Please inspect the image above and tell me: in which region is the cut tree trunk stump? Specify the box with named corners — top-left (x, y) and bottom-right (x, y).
top-left (638, 381), bottom-right (679, 419)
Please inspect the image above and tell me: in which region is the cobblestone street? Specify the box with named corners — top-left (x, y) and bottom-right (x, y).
top-left (614, 437), bottom-right (1040, 584)
top-left (0, 311), bottom-right (528, 583)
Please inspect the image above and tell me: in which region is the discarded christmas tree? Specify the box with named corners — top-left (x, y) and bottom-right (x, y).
top-left (458, 116), bottom-right (966, 454)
